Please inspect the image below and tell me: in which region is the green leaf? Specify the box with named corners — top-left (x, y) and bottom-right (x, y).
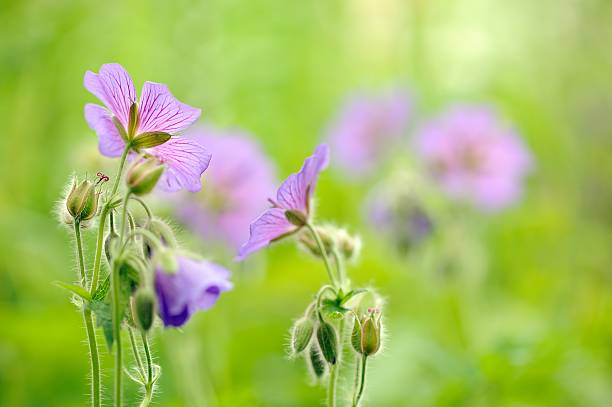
top-left (320, 298), bottom-right (350, 320)
top-left (340, 288), bottom-right (368, 306)
top-left (131, 132), bottom-right (171, 149)
top-left (89, 299), bottom-right (114, 349)
top-left (54, 281), bottom-right (91, 301)
top-left (92, 275), bottom-right (110, 301)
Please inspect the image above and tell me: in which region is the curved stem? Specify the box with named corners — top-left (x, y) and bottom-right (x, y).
top-left (74, 222), bottom-right (101, 407)
top-left (130, 196), bottom-right (153, 225)
top-left (305, 223), bottom-right (338, 287)
top-left (331, 247), bottom-right (348, 291)
top-left (142, 332), bottom-right (153, 385)
top-left (353, 356), bottom-right (368, 407)
top-left (128, 327), bottom-right (145, 377)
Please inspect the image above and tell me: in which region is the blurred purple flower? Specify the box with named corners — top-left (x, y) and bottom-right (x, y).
top-left (175, 128), bottom-right (276, 250)
top-left (237, 144), bottom-right (330, 260)
top-left (155, 256), bottom-right (232, 327)
top-left (367, 183), bottom-right (434, 252)
top-left (415, 105), bottom-right (533, 211)
top-left (326, 91), bottom-right (412, 176)
top-left (84, 63), bottom-right (210, 192)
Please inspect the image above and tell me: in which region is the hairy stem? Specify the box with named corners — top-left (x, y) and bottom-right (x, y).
top-left (306, 223), bottom-right (338, 287)
top-left (111, 258), bottom-right (123, 407)
top-left (353, 356), bottom-right (368, 407)
top-left (110, 144), bottom-right (131, 197)
top-left (74, 222), bottom-right (101, 407)
top-left (90, 205), bottom-right (110, 294)
top-left (139, 333), bottom-right (154, 407)
top-left (128, 327), bottom-right (145, 377)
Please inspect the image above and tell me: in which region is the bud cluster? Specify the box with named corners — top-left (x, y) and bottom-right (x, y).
top-left (298, 225), bottom-right (361, 262)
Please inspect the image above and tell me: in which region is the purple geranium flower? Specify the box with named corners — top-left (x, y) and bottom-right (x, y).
top-left (155, 256), bottom-right (232, 327)
top-left (175, 127), bottom-right (276, 250)
top-left (84, 63), bottom-right (211, 192)
top-left (327, 91), bottom-right (412, 176)
top-left (414, 105), bottom-right (533, 211)
top-left (237, 144), bottom-right (330, 260)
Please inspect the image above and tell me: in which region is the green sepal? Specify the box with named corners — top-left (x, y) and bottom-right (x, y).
top-left (307, 344), bottom-right (327, 379)
top-left (112, 117), bottom-right (129, 142)
top-left (340, 288), bottom-right (368, 306)
top-left (54, 281), bottom-right (91, 301)
top-left (320, 298), bottom-right (350, 320)
top-left (316, 322), bottom-right (338, 365)
top-left (128, 102), bottom-right (139, 138)
top-left (131, 132), bottom-right (171, 149)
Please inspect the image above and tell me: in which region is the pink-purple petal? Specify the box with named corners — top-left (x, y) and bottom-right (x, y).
top-left (237, 208), bottom-right (296, 260)
top-left (84, 103), bottom-right (126, 157)
top-left (84, 63), bottom-right (136, 128)
top-left (148, 137), bottom-right (211, 192)
top-left (276, 144), bottom-right (329, 213)
top-left (138, 82), bottom-right (201, 134)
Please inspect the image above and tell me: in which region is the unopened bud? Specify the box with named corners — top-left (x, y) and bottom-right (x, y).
top-left (336, 229), bottom-right (361, 262)
top-left (285, 210), bottom-right (308, 227)
top-left (291, 317), bottom-right (314, 354)
top-left (66, 179), bottom-right (98, 221)
top-left (316, 321), bottom-right (338, 365)
top-left (307, 344), bottom-right (327, 379)
top-left (126, 157), bottom-right (164, 196)
top-left (351, 309), bottom-right (383, 357)
top-left (133, 289), bottom-right (156, 332)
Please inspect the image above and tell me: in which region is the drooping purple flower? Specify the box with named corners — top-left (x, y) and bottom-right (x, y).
top-left (414, 105), bottom-right (533, 211)
top-left (84, 63), bottom-right (210, 192)
top-left (175, 127), bottom-right (276, 250)
top-left (326, 91), bottom-right (412, 176)
top-left (155, 256), bottom-right (232, 327)
top-left (237, 144), bottom-right (330, 260)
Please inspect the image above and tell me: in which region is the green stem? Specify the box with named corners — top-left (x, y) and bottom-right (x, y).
top-left (353, 356), bottom-right (368, 407)
top-left (306, 223), bottom-right (338, 287)
top-left (352, 355), bottom-right (361, 406)
top-left (141, 333), bottom-right (154, 407)
top-left (128, 327), bottom-right (145, 377)
top-left (327, 363), bottom-right (338, 407)
top-left (111, 257), bottom-right (123, 407)
top-left (74, 222), bottom-right (101, 407)
top-left (110, 144), bottom-right (131, 197)
top-left (90, 205), bottom-right (110, 294)
top-left (331, 247), bottom-right (347, 292)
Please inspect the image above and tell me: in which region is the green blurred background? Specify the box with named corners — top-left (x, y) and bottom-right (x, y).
top-left (1, 0), bottom-right (612, 405)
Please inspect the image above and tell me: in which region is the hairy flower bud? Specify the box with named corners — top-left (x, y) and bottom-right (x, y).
top-left (351, 309), bottom-right (383, 357)
top-left (299, 225), bottom-right (361, 261)
top-left (66, 178), bottom-right (98, 221)
top-left (133, 289), bottom-right (156, 332)
top-left (336, 229), bottom-right (361, 262)
top-left (291, 317), bottom-right (314, 355)
top-left (307, 344), bottom-right (327, 379)
top-left (316, 321), bottom-right (338, 365)
top-left (126, 157), bottom-right (165, 196)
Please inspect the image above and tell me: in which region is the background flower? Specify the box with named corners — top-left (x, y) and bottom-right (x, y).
top-left (414, 105), bottom-right (533, 211)
top-left (175, 127), bottom-right (276, 250)
top-left (326, 91), bottom-right (412, 177)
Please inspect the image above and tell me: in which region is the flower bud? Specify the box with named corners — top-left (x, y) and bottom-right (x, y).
top-left (307, 344), bottom-right (327, 379)
top-left (66, 178), bottom-right (98, 221)
top-left (291, 317), bottom-right (314, 355)
top-left (316, 321), bottom-right (338, 365)
top-left (133, 289), bottom-right (156, 332)
top-left (126, 157), bottom-right (165, 196)
top-left (285, 209), bottom-right (308, 227)
top-left (351, 309), bottom-right (383, 357)
top-left (336, 229), bottom-right (361, 262)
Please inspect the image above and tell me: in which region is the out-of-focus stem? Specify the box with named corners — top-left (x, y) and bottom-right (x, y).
top-left (74, 222), bottom-right (101, 407)
top-left (306, 222), bottom-right (338, 287)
